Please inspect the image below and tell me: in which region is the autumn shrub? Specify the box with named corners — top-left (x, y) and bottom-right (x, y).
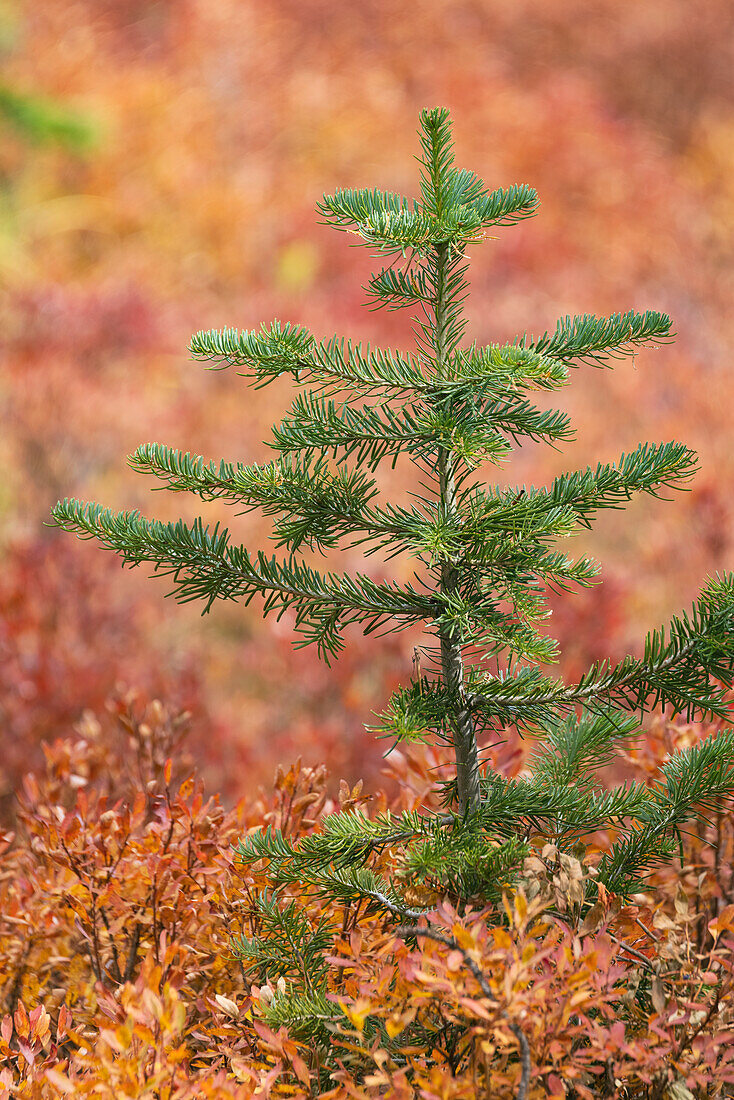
top-left (0, 535), bottom-right (241, 822)
top-left (0, 691), bottom-right (252, 1097)
top-left (1, 705), bottom-right (734, 1097)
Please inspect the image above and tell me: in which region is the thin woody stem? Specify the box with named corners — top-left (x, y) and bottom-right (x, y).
top-left (398, 923), bottom-right (531, 1100)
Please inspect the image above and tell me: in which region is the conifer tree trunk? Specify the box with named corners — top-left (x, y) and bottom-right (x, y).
top-left (438, 545), bottom-right (481, 814)
top-left (433, 242), bottom-right (481, 814)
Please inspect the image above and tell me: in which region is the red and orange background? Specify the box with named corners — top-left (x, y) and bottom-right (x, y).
top-left (2, 0), bottom-right (733, 808)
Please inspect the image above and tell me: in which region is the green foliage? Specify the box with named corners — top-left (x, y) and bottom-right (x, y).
top-left (0, 82), bottom-right (97, 150)
top-left (260, 988), bottom-right (338, 1049)
top-left (233, 891), bottom-right (335, 990)
top-left (526, 309), bottom-right (673, 366)
top-left (52, 109), bottom-right (734, 1041)
top-left (529, 710), bottom-right (640, 787)
top-left (51, 498), bottom-right (432, 660)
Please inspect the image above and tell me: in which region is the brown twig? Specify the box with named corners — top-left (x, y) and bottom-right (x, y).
top-left (608, 933), bottom-right (654, 970)
top-left (98, 907), bottom-right (123, 984)
top-left (633, 916), bottom-right (661, 944)
top-left (398, 923), bottom-right (531, 1100)
top-left (123, 923), bottom-right (141, 983)
top-left (672, 984), bottom-right (721, 1063)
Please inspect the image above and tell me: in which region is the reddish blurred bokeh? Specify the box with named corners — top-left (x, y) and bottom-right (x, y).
top-left (2, 0), bottom-right (733, 806)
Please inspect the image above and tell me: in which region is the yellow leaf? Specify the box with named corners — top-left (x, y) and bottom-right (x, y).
top-left (385, 1012), bottom-right (412, 1039)
top-left (708, 903), bottom-right (734, 942)
top-left (674, 885), bottom-right (689, 918)
top-left (45, 1069), bottom-right (76, 1094)
top-left (340, 998), bottom-right (372, 1033)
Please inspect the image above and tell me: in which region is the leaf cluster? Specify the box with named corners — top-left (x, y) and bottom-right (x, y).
top-left (1, 696), bottom-right (734, 1097)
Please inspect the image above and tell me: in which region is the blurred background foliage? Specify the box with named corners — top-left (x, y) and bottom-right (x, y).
top-left (1, 0), bottom-right (733, 809)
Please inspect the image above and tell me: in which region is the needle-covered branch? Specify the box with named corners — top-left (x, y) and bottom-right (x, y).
top-left (191, 323), bottom-right (570, 402)
top-left (270, 391), bottom-right (512, 470)
top-left (524, 309), bottom-right (673, 367)
top-left (466, 574), bottom-right (734, 721)
top-left (50, 499), bottom-right (435, 660)
top-left (316, 119), bottom-right (537, 257)
top-left (130, 444), bottom-right (441, 555)
top-left (598, 730), bottom-right (734, 894)
top-left (270, 390), bottom-right (571, 471)
top-left (458, 440), bottom-right (698, 538)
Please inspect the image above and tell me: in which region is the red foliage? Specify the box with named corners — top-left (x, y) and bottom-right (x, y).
top-left (0, 709), bottom-right (732, 1096)
top-left (2, 0), bottom-right (734, 800)
top-left (0, 536), bottom-right (240, 821)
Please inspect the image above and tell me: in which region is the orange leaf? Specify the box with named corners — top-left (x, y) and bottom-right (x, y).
top-left (45, 1069), bottom-right (76, 1095)
top-left (708, 904), bottom-right (734, 942)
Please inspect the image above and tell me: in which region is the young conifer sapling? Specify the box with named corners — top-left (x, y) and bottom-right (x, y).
top-left (53, 109), bottom-right (734, 946)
